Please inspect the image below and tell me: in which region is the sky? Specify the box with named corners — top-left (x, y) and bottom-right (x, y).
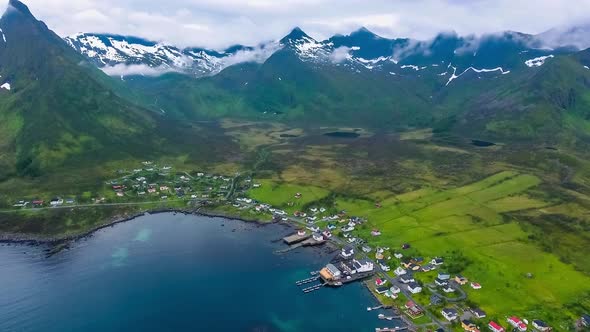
top-left (4, 0), bottom-right (590, 49)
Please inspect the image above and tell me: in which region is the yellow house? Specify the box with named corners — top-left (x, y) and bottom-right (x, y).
top-left (455, 275), bottom-right (468, 285)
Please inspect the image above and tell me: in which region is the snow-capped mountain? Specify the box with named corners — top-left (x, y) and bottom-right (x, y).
top-left (65, 27), bottom-right (580, 83)
top-left (64, 33), bottom-right (267, 77)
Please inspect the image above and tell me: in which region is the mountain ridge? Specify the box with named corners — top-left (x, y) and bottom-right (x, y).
top-left (66, 23), bottom-right (585, 81)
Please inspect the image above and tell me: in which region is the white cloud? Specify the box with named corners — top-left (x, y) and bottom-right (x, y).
top-left (3, 0), bottom-right (590, 49)
top-left (329, 46), bottom-right (352, 63)
top-left (220, 42), bottom-right (282, 67)
top-left (101, 64), bottom-right (180, 77)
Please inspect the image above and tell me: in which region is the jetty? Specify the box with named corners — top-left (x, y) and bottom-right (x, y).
top-left (368, 305), bottom-right (392, 311)
top-left (301, 283), bottom-right (324, 293)
top-left (375, 327), bottom-right (407, 332)
top-left (276, 237), bottom-right (326, 254)
top-left (295, 276), bottom-right (320, 286)
top-left (283, 233), bottom-right (310, 245)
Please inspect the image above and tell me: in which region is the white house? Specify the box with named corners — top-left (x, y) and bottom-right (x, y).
top-left (431, 257), bottom-right (444, 266)
top-left (352, 259), bottom-right (374, 273)
top-left (533, 320), bottom-right (550, 332)
top-left (441, 308), bottom-right (458, 321)
top-left (442, 285), bottom-right (455, 293)
top-left (407, 282), bottom-right (422, 294)
top-left (400, 274), bottom-right (415, 284)
top-left (50, 198), bottom-right (63, 206)
top-left (394, 267), bottom-right (407, 276)
top-left (341, 246), bottom-right (354, 258)
top-left (312, 233), bottom-right (324, 241)
top-left (326, 263), bottom-right (341, 279)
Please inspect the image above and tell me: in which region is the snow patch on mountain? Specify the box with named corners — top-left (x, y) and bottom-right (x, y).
top-left (0, 28), bottom-right (5, 43)
top-left (1, 82), bottom-right (11, 90)
top-left (290, 36), bottom-right (329, 59)
top-left (446, 65), bottom-right (510, 86)
top-left (525, 55), bottom-right (554, 67)
top-left (401, 65), bottom-right (423, 71)
top-left (66, 33), bottom-right (281, 77)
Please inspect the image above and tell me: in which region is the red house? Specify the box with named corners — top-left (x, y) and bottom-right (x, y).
top-left (488, 321), bottom-right (505, 332)
top-left (507, 317), bottom-right (527, 332)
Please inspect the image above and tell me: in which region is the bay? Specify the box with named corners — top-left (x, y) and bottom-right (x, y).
top-left (0, 213), bottom-right (396, 332)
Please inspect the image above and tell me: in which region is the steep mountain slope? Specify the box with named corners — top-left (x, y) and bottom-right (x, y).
top-left (125, 28), bottom-right (437, 127)
top-left (122, 28), bottom-right (590, 146)
top-left (0, 0), bottom-right (226, 179)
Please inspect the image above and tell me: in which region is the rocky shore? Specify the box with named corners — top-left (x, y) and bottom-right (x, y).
top-left (0, 206), bottom-right (278, 245)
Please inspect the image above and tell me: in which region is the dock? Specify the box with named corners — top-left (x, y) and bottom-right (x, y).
top-left (301, 283), bottom-right (324, 293)
top-left (295, 276), bottom-right (320, 286)
top-left (323, 270), bottom-right (375, 287)
top-left (368, 305), bottom-right (392, 311)
top-left (376, 327), bottom-right (407, 332)
top-left (283, 233), bottom-right (311, 245)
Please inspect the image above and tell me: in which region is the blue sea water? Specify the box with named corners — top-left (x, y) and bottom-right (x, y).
top-left (0, 213), bottom-right (400, 332)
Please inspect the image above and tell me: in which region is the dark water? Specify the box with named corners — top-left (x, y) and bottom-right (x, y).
top-left (323, 132), bottom-right (360, 138)
top-left (0, 214), bottom-right (393, 332)
top-left (471, 139), bottom-right (496, 147)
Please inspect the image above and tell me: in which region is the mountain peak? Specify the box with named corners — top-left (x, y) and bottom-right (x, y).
top-left (352, 27), bottom-right (373, 35)
top-left (280, 27), bottom-right (312, 44)
top-left (348, 26), bottom-right (384, 41)
top-left (4, 0), bottom-right (34, 19)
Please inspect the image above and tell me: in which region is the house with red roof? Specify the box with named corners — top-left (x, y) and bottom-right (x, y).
top-left (507, 317), bottom-right (527, 332)
top-left (488, 321), bottom-right (505, 332)
top-left (375, 278), bottom-right (387, 286)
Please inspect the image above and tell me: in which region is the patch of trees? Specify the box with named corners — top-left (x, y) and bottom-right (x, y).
top-left (16, 155), bottom-right (41, 177)
top-left (445, 250), bottom-right (473, 274)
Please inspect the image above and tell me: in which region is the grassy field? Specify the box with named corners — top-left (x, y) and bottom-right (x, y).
top-left (248, 168), bottom-right (590, 329)
top-left (248, 179), bottom-right (331, 213)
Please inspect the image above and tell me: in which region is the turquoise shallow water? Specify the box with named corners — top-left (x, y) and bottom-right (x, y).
top-left (0, 213), bottom-right (399, 332)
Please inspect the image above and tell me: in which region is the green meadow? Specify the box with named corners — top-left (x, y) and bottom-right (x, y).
top-left (250, 171), bottom-right (590, 328)
top-left (248, 179), bottom-right (331, 213)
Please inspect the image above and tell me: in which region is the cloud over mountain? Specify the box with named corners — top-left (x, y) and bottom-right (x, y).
top-left (4, 0), bottom-right (590, 50)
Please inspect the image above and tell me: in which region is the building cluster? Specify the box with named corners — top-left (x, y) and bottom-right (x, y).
top-left (438, 307), bottom-right (555, 332)
top-left (108, 164), bottom-right (231, 200)
top-left (319, 258), bottom-right (375, 284)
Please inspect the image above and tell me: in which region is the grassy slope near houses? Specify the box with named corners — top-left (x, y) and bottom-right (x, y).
top-left (335, 172), bottom-right (589, 325)
top-left (246, 163), bottom-right (590, 329)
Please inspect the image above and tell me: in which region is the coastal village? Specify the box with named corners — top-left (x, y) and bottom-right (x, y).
top-left (7, 162), bottom-right (244, 210)
top-left (230, 184), bottom-right (590, 332)
top-left (6, 168), bottom-right (590, 332)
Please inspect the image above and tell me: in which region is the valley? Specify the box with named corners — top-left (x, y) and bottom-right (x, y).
top-left (2, 118), bottom-right (590, 330)
top-left (1, 0), bottom-right (590, 331)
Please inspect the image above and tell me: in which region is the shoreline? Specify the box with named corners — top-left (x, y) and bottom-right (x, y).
top-left (0, 207), bottom-right (282, 246)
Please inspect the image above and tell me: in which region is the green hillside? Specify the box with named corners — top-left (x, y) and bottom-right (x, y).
top-left (0, 0), bottom-right (235, 181)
